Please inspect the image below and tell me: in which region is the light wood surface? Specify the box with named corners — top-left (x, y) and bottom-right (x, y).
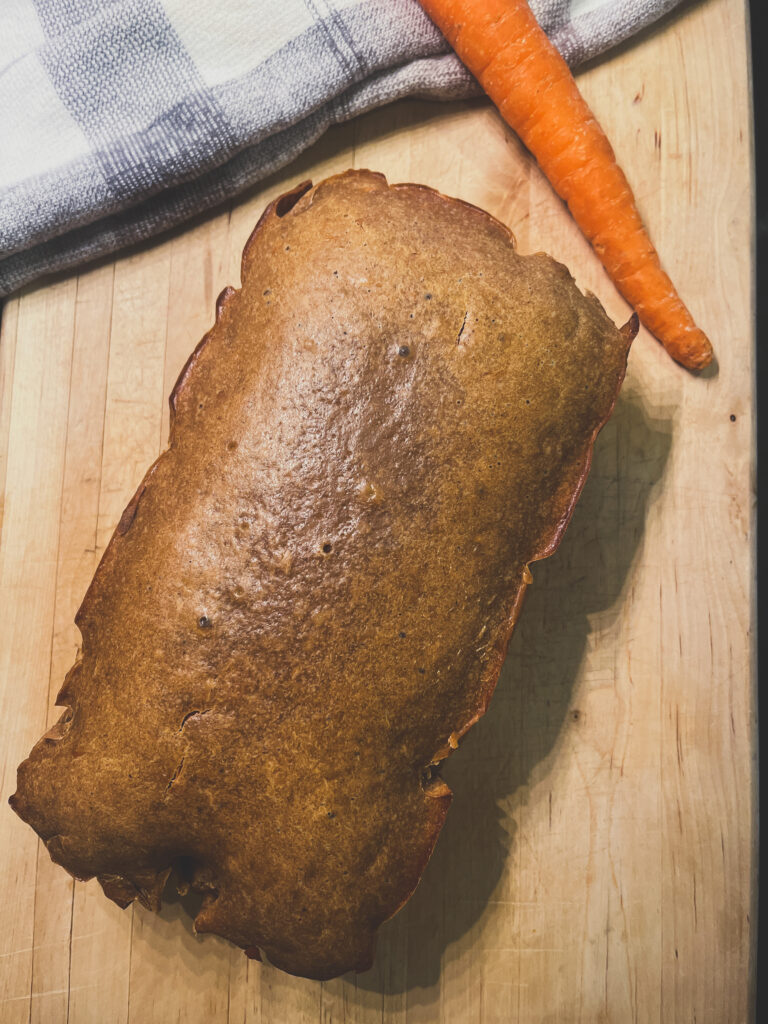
top-left (0, 0), bottom-right (755, 1020)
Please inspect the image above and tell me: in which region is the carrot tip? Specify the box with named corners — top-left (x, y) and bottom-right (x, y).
top-left (665, 331), bottom-right (714, 372)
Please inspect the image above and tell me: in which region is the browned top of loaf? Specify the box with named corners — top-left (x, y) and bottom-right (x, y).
top-left (11, 170), bottom-right (633, 980)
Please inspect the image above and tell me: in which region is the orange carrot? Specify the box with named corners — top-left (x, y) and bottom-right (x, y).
top-left (419, 0), bottom-right (713, 370)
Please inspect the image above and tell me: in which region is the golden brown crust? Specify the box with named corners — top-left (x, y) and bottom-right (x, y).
top-left (10, 170), bottom-right (634, 980)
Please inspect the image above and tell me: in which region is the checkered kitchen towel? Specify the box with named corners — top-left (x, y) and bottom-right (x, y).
top-left (0, 0), bottom-right (686, 297)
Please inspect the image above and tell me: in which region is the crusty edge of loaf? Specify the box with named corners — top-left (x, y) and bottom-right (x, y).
top-left (10, 172), bottom-right (638, 979)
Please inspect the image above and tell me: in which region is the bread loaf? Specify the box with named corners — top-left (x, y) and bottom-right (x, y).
top-left (11, 170), bottom-right (635, 980)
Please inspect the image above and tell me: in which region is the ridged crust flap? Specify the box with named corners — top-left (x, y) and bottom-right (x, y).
top-left (11, 170), bottom-right (635, 980)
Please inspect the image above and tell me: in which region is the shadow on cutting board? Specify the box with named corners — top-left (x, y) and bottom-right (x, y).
top-left (350, 387), bottom-right (673, 999)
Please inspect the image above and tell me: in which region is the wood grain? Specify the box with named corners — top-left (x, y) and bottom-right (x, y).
top-left (0, 0), bottom-right (755, 1020)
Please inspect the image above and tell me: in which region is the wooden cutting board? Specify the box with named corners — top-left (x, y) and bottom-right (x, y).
top-left (0, 0), bottom-right (755, 1020)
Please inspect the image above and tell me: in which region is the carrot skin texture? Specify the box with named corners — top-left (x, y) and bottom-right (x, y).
top-left (419, 0), bottom-right (712, 370)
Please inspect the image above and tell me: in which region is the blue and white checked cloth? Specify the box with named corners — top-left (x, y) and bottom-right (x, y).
top-left (0, 0), bottom-right (685, 297)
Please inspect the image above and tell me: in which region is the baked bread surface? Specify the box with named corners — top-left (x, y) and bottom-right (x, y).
top-left (11, 170), bottom-right (633, 980)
